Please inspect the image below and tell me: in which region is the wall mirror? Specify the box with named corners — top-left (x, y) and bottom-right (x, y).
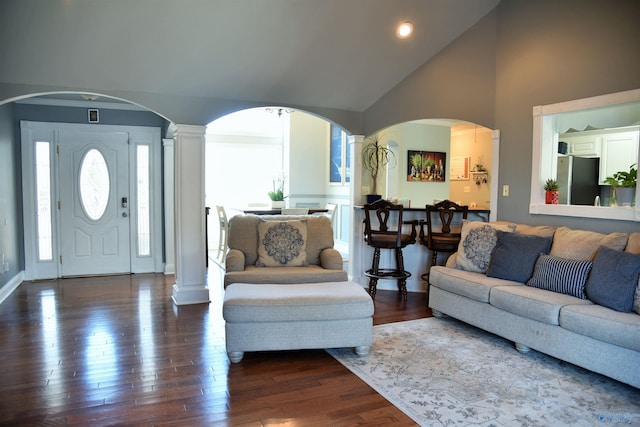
top-left (530, 89), bottom-right (640, 222)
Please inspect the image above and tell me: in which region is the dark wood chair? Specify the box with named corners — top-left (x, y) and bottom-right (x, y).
top-left (419, 200), bottom-right (468, 285)
top-left (363, 199), bottom-right (417, 300)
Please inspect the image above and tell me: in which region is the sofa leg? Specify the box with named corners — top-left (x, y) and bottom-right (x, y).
top-left (228, 351), bottom-right (244, 363)
top-left (354, 346), bottom-right (370, 356)
top-left (432, 309), bottom-right (445, 318)
top-left (515, 343), bottom-right (531, 353)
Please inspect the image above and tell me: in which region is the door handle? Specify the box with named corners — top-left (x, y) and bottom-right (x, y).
top-left (121, 197), bottom-right (128, 208)
top-left (122, 212), bottom-right (128, 218)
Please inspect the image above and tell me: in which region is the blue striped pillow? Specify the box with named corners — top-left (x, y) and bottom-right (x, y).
top-left (526, 254), bottom-right (593, 299)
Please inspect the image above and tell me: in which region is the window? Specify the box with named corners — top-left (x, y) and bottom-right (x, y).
top-left (329, 124), bottom-right (350, 184)
top-left (136, 145), bottom-right (151, 256)
top-left (35, 141), bottom-right (53, 261)
top-left (79, 148), bottom-right (110, 221)
top-left (530, 89), bottom-right (640, 222)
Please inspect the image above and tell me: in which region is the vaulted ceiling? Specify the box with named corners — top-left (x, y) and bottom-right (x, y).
top-left (0, 0), bottom-right (500, 113)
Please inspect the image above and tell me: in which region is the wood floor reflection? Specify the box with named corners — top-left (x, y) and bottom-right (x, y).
top-left (0, 262), bottom-right (430, 426)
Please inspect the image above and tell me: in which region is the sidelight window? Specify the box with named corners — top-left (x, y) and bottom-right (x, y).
top-left (136, 145), bottom-right (150, 256)
top-left (35, 142), bottom-right (53, 261)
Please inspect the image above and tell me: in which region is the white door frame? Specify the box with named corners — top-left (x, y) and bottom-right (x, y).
top-left (20, 121), bottom-right (163, 280)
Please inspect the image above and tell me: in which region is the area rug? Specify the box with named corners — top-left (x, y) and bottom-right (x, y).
top-left (327, 317), bottom-right (640, 426)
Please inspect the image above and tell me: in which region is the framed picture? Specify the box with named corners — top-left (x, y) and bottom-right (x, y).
top-left (450, 156), bottom-right (470, 180)
top-left (407, 150), bottom-right (446, 182)
top-left (88, 109), bottom-right (99, 123)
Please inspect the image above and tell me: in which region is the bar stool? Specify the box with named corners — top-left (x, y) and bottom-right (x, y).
top-left (363, 199), bottom-right (416, 300)
top-left (418, 200), bottom-right (468, 286)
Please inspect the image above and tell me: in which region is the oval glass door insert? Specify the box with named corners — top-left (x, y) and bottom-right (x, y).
top-left (79, 149), bottom-right (110, 220)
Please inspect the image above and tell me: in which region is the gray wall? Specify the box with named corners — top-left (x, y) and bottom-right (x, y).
top-left (365, 0), bottom-right (640, 234)
top-left (14, 103), bottom-right (168, 129)
top-left (0, 104), bottom-right (21, 289)
top-left (365, 8), bottom-right (497, 132)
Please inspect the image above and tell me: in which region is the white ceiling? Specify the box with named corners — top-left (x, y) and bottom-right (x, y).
top-left (0, 0), bottom-right (500, 112)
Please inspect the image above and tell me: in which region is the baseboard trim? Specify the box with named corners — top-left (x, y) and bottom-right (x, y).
top-left (0, 271), bottom-right (24, 305)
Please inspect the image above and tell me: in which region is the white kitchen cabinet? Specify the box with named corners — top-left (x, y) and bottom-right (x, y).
top-left (599, 130), bottom-right (639, 184)
top-left (567, 135), bottom-right (602, 157)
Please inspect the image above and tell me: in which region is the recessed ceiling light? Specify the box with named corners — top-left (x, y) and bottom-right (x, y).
top-left (396, 21), bottom-right (413, 39)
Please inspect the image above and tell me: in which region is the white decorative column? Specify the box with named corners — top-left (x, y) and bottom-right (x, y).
top-left (348, 135), bottom-right (365, 284)
top-left (172, 124), bottom-right (210, 305)
top-left (163, 138), bottom-right (175, 275)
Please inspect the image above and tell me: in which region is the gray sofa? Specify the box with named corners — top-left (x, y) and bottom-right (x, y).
top-left (224, 214), bottom-right (348, 287)
top-left (429, 222), bottom-right (640, 388)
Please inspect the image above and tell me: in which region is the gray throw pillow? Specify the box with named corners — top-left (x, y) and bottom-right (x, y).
top-left (526, 254), bottom-right (592, 299)
top-left (585, 246), bottom-right (640, 312)
top-left (486, 231), bottom-right (553, 282)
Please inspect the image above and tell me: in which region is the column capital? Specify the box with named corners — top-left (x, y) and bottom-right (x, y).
top-left (174, 124), bottom-right (206, 137)
top-left (348, 134), bottom-right (365, 145)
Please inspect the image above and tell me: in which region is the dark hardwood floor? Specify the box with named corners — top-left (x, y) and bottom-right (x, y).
top-left (0, 261), bottom-right (430, 426)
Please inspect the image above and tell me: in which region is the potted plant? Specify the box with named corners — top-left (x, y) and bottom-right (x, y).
top-left (361, 133), bottom-right (396, 203)
top-left (268, 173), bottom-right (287, 208)
top-left (544, 178), bottom-right (559, 204)
top-left (603, 163), bottom-right (637, 206)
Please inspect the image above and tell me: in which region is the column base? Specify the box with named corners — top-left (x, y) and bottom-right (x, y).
top-left (171, 283), bottom-right (210, 305)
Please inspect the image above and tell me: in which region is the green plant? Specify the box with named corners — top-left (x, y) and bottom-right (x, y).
top-left (268, 173), bottom-right (286, 201)
top-left (362, 134), bottom-right (396, 195)
top-left (543, 178), bottom-right (559, 191)
top-left (603, 163), bottom-right (637, 188)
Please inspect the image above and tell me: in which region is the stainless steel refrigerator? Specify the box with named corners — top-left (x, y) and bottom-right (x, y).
top-left (557, 156), bottom-right (600, 205)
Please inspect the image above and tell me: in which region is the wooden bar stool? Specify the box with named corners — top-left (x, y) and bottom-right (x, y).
top-left (363, 199), bottom-right (416, 300)
top-left (418, 200), bottom-right (468, 286)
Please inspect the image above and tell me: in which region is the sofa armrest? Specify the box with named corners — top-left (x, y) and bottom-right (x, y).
top-left (225, 249), bottom-right (246, 272)
top-left (319, 248), bottom-right (344, 270)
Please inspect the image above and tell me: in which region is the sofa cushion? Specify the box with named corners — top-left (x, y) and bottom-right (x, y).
top-left (455, 221), bottom-right (516, 273)
top-left (560, 304), bottom-right (640, 352)
top-left (585, 246), bottom-right (640, 313)
top-left (223, 281), bottom-right (374, 323)
top-left (430, 266), bottom-right (521, 303)
top-left (526, 254), bottom-right (592, 299)
top-left (550, 226), bottom-right (628, 261)
top-left (486, 231), bottom-right (553, 283)
top-left (513, 224), bottom-right (556, 238)
top-left (228, 215), bottom-right (261, 265)
top-left (626, 232), bottom-right (640, 254)
top-left (224, 265), bottom-right (348, 287)
top-left (490, 285), bottom-right (592, 326)
top-left (257, 219), bottom-right (308, 267)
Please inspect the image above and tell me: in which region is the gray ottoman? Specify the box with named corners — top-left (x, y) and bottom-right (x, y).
top-left (223, 281), bottom-right (374, 362)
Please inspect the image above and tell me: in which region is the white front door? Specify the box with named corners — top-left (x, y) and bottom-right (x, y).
top-left (58, 130), bottom-right (131, 276)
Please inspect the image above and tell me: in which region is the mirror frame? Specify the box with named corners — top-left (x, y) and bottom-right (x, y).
top-left (530, 89), bottom-right (640, 222)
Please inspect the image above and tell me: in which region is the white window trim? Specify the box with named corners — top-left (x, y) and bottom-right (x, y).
top-left (530, 89), bottom-right (640, 222)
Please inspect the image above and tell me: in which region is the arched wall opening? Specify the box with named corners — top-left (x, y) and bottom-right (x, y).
top-left (204, 107), bottom-right (353, 261)
top-left (362, 119), bottom-right (496, 211)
